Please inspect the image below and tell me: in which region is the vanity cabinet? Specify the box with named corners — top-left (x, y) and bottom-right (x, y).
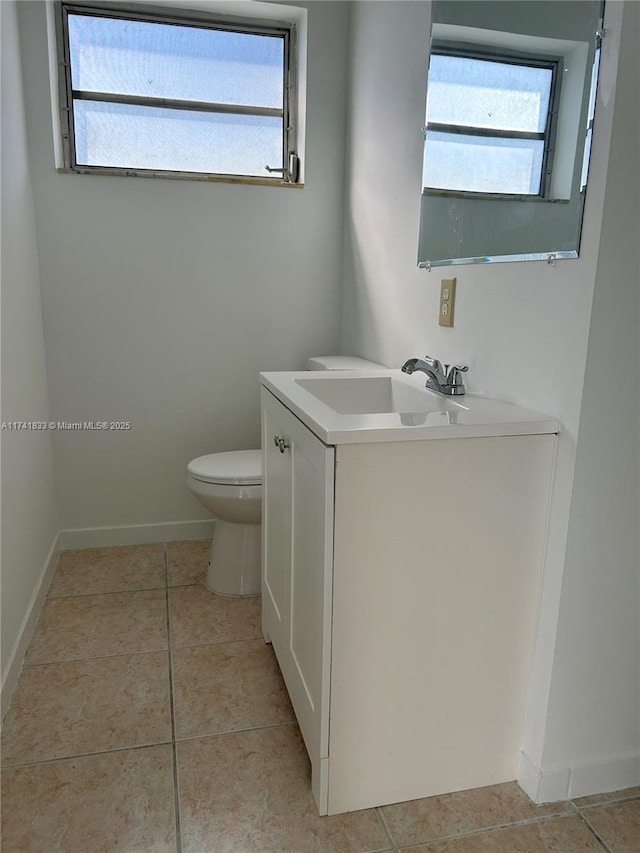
top-left (261, 385), bottom-right (555, 816)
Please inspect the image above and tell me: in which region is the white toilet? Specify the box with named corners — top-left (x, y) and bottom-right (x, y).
top-left (187, 450), bottom-right (262, 595)
top-left (187, 355), bottom-right (385, 595)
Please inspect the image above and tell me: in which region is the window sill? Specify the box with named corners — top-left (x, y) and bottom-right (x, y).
top-left (422, 188), bottom-right (569, 203)
top-left (56, 167), bottom-right (304, 188)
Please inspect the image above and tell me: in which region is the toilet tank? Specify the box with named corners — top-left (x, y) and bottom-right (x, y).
top-left (306, 355), bottom-right (386, 371)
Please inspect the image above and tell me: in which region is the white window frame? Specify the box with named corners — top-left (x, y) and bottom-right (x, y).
top-left (53, 1), bottom-right (301, 185)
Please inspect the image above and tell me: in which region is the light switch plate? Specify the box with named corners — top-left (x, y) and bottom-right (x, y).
top-left (439, 278), bottom-right (456, 327)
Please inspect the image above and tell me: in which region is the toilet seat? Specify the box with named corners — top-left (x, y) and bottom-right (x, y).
top-left (188, 450), bottom-right (262, 486)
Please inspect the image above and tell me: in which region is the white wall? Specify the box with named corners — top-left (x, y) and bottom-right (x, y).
top-left (341, 0), bottom-right (638, 797)
top-left (541, 0), bottom-right (640, 796)
top-left (16, 0), bottom-right (349, 532)
top-left (1, 1), bottom-right (59, 712)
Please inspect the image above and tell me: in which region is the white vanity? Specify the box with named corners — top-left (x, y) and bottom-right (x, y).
top-left (260, 369), bottom-right (558, 815)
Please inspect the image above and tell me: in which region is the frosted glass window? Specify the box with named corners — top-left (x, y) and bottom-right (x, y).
top-left (424, 50), bottom-right (557, 196)
top-left (57, 4), bottom-right (297, 181)
top-left (424, 132), bottom-right (545, 195)
top-left (427, 55), bottom-right (552, 133)
top-left (74, 101), bottom-right (283, 176)
top-left (68, 16), bottom-right (284, 109)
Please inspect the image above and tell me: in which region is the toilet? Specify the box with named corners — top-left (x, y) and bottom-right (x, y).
top-left (187, 355), bottom-right (385, 595)
top-left (187, 450), bottom-right (262, 596)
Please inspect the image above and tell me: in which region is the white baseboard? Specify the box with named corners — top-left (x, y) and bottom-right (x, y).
top-left (59, 519), bottom-right (215, 550)
top-left (518, 749), bottom-right (640, 804)
top-left (568, 751), bottom-right (640, 799)
top-left (518, 751), bottom-right (570, 803)
top-left (1, 532), bottom-right (61, 720)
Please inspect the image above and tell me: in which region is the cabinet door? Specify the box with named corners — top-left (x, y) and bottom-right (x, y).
top-left (261, 388), bottom-right (335, 812)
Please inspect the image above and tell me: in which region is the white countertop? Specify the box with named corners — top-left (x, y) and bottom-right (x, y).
top-left (260, 369), bottom-right (559, 445)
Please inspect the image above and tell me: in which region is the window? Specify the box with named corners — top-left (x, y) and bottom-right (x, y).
top-left (423, 46), bottom-right (560, 197)
top-left (55, 3), bottom-right (299, 183)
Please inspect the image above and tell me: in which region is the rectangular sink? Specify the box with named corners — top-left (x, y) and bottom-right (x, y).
top-left (295, 375), bottom-right (465, 415)
top-left (260, 369), bottom-right (559, 444)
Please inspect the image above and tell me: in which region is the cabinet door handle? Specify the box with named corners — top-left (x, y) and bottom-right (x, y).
top-left (273, 434), bottom-right (289, 453)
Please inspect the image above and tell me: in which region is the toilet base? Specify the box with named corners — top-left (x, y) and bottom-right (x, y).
top-left (206, 520), bottom-right (261, 596)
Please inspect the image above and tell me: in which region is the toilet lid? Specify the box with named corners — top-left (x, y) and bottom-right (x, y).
top-left (188, 450), bottom-right (262, 485)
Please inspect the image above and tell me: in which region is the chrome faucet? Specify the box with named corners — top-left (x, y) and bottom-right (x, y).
top-left (401, 356), bottom-right (468, 396)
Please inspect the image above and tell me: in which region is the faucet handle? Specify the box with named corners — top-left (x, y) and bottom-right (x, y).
top-left (445, 364), bottom-right (469, 386)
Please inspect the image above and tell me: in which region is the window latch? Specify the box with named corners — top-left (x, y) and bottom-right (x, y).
top-left (266, 153), bottom-right (299, 183)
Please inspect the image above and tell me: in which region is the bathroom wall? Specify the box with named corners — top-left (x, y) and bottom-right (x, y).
top-left (540, 0), bottom-right (640, 795)
top-left (16, 0), bottom-right (349, 533)
top-left (1, 1), bottom-right (59, 711)
top-left (341, 0), bottom-right (639, 797)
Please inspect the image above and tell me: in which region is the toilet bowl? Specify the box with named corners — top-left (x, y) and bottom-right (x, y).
top-left (187, 356), bottom-right (385, 596)
top-left (187, 450), bottom-right (262, 596)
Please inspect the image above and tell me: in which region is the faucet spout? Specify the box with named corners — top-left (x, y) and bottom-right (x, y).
top-left (401, 358), bottom-right (441, 386)
top-left (401, 356), bottom-right (468, 396)
top-left (402, 357), bottom-right (439, 376)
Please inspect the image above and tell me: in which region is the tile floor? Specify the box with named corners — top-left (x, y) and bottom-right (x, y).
top-left (1, 541), bottom-right (638, 852)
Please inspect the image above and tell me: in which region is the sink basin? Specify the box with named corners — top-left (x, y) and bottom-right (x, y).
top-left (260, 368), bottom-right (559, 444)
top-left (295, 375), bottom-right (466, 415)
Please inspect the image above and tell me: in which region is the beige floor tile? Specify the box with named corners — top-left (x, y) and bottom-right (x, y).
top-left (25, 590), bottom-right (168, 664)
top-left (581, 800), bottom-right (640, 853)
top-left (400, 815), bottom-right (603, 852)
top-left (173, 638), bottom-right (295, 739)
top-left (1, 652), bottom-right (171, 766)
top-left (1, 745), bottom-right (176, 853)
top-left (177, 725), bottom-right (391, 853)
top-left (381, 781), bottom-right (571, 847)
top-left (573, 786), bottom-right (640, 808)
top-left (169, 585), bottom-right (261, 648)
top-left (167, 539), bottom-right (210, 586)
top-left (48, 544), bottom-right (165, 597)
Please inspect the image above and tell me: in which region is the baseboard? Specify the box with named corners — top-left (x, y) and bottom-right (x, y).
top-left (59, 519), bottom-right (215, 550)
top-left (518, 749), bottom-right (640, 804)
top-left (1, 532), bottom-right (61, 720)
top-left (518, 751), bottom-right (570, 803)
top-left (568, 751), bottom-right (640, 799)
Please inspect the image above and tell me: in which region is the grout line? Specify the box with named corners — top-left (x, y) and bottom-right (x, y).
top-left (1, 740), bottom-right (174, 770)
top-left (174, 720), bottom-right (299, 745)
top-left (23, 646), bottom-right (169, 668)
top-left (164, 545), bottom-right (183, 853)
top-left (58, 543), bottom-right (174, 555)
top-left (47, 583), bottom-right (167, 600)
top-left (171, 634), bottom-right (265, 653)
top-left (577, 811), bottom-right (615, 853)
top-left (376, 806), bottom-right (399, 853)
top-left (168, 582), bottom-right (258, 593)
top-left (23, 634), bottom-right (267, 671)
top-left (393, 811), bottom-right (580, 849)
